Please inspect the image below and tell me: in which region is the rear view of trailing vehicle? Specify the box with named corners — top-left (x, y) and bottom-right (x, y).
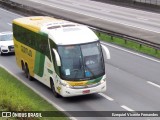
top-left (0, 32), bottom-right (14, 56)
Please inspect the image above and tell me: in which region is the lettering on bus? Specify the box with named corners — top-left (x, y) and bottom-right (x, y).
top-left (14, 44), bottom-right (18, 48)
top-left (21, 45), bottom-right (32, 57)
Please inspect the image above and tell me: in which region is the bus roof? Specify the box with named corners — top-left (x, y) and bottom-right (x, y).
top-left (13, 16), bottom-right (98, 45)
top-left (13, 16), bottom-right (64, 32)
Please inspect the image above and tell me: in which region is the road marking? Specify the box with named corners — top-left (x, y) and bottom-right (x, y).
top-left (72, 3), bottom-right (79, 6)
top-left (0, 8), bottom-right (21, 17)
top-left (0, 64), bottom-right (77, 120)
top-left (101, 9), bottom-right (111, 13)
top-left (98, 93), bottom-right (114, 101)
top-left (101, 42), bottom-right (160, 64)
top-left (7, 23), bottom-right (12, 26)
top-left (121, 105), bottom-right (135, 111)
top-left (80, 4), bottom-right (101, 11)
top-left (147, 81), bottom-right (160, 89)
top-left (136, 17), bottom-right (149, 21)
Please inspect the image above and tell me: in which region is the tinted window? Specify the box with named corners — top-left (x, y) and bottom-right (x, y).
top-left (13, 24), bottom-right (50, 60)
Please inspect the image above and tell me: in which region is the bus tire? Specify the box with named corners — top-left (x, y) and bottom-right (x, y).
top-left (25, 63), bottom-right (33, 81)
top-left (50, 79), bottom-right (60, 98)
top-left (21, 61), bottom-right (25, 71)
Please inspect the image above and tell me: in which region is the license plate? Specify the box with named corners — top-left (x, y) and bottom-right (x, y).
top-left (82, 90), bottom-right (90, 94)
top-left (10, 48), bottom-right (14, 51)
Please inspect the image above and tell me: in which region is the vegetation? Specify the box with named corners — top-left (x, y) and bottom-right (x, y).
top-left (0, 67), bottom-right (69, 120)
top-left (97, 32), bottom-right (160, 59)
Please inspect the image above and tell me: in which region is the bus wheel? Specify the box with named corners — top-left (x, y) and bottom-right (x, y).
top-left (21, 61), bottom-right (25, 71)
top-left (24, 64), bottom-right (33, 81)
top-left (50, 80), bottom-right (60, 98)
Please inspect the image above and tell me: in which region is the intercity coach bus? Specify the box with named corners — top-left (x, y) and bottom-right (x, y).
top-left (13, 16), bottom-right (110, 97)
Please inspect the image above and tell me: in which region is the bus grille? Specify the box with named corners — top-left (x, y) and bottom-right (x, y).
top-left (72, 82), bottom-right (100, 89)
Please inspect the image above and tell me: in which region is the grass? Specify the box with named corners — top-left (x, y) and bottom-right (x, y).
top-left (96, 32), bottom-right (160, 59)
top-left (0, 67), bottom-right (69, 120)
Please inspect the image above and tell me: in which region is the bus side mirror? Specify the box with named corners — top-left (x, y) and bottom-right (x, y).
top-left (52, 49), bottom-right (61, 66)
top-left (101, 44), bottom-right (111, 59)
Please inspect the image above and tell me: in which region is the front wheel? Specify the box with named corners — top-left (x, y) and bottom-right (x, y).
top-left (50, 80), bottom-right (60, 98)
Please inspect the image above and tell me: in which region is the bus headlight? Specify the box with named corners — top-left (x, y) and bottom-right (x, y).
top-left (60, 80), bottom-right (71, 88)
top-left (66, 84), bottom-right (70, 88)
top-left (100, 78), bottom-right (106, 84)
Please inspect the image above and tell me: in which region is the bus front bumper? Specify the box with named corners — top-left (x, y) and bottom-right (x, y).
top-left (60, 81), bottom-right (106, 97)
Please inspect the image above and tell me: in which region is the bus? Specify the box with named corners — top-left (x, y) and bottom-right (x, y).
top-left (12, 16), bottom-right (110, 97)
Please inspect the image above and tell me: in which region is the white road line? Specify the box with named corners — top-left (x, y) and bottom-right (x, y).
top-left (0, 64), bottom-right (77, 120)
top-left (7, 23), bottom-right (12, 26)
top-left (0, 8), bottom-right (21, 17)
top-left (98, 93), bottom-right (114, 101)
top-left (101, 9), bottom-right (111, 13)
top-left (72, 3), bottom-right (79, 6)
top-left (121, 105), bottom-right (135, 111)
top-left (101, 42), bottom-right (160, 63)
top-left (147, 81), bottom-right (160, 89)
top-left (136, 17), bottom-right (149, 21)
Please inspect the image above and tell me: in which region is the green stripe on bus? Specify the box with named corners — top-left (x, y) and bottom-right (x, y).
top-left (34, 52), bottom-right (45, 77)
top-left (86, 76), bottom-right (102, 85)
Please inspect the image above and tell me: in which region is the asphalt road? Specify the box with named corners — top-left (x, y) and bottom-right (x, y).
top-left (8, 0), bottom-right (160, 45)
top-left (0, 8), bottom-right (160, 120)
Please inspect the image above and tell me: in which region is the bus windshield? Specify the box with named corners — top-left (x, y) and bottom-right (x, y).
top-left (58, 42), bottom-right (105, 80)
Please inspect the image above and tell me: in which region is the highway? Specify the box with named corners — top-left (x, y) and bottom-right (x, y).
top-left (0, 7), bottom-right (160, 120)
top-left (8, 0), bottom-right (160, 45)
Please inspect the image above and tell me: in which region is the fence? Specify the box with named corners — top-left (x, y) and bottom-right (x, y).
top-left (133, 0), bottom-right (160, 5)
top-left (92, 27), bottom-right (160, 58)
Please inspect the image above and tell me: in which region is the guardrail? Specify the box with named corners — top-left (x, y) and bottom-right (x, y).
top-left (91, 27), bottom-right (160, 51)
top-left (0, 0), bottom-right (160, 56)
top-left (133, 0), bottom-right (160, 6)
top-left (95, 28), bottom-right (160, 58)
